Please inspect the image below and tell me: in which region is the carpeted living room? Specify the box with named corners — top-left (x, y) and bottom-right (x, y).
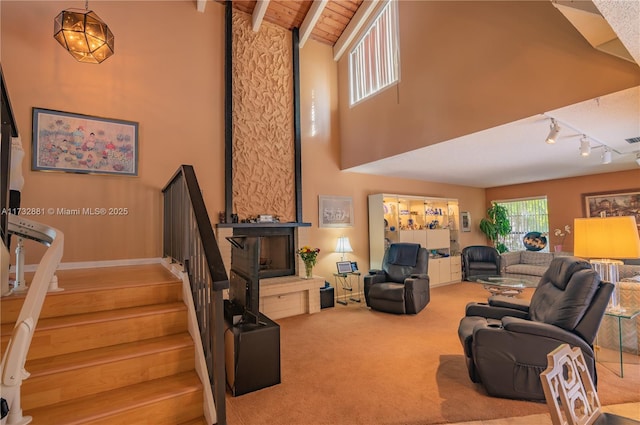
top-left (3, 0), bottom-right (640, 424)
top-left (225, 281), bottom-right (640, 425)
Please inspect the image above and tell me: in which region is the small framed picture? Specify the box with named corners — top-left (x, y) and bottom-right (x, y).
top-left (460, 211), bottom-right (471, 232)
top-left (319, 195), bottom-right (354, 228)
top-left (336, 261), bottom-right (352, 274)
top-left (350, 261), bottom-right (359, 272)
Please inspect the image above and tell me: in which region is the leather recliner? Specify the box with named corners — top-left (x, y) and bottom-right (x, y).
top-left (461, 245), bottom-right (501, 280)
top-left (364, 243), bottom-right (430, 314)
top-left (457, 256), bottom-right (613, 401)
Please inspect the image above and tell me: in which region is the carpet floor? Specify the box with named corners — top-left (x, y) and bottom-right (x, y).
top-left (225, 282), bottom-right (640, 425)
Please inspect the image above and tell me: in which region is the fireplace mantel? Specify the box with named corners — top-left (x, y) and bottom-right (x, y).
top-left (216, 222), bottom-right (311, 229)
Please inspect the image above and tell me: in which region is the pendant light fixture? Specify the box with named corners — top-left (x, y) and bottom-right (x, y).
top-left (54, 1), bottom-right (114, 64)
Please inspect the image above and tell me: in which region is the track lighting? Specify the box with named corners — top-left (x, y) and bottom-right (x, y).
top-left (579, 136), bottom-right (591, 157)
top-left (545, 119), bottom-right (560, 144)
top-left (601, 149), bottom-right (612, 164)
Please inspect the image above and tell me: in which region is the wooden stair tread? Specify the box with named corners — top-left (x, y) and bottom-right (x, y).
top-left (179, 418), bottom-right (208, 425)
top-left (26, 333), bottom-right (194, 377)
top-left (27, 371), bottom-right (203, 423)
top-left (1, 302), bottom-right (187, 337)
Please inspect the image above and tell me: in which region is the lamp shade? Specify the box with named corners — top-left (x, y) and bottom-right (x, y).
top-left (335, 236), bottom-right (353, 254)
top-left (54, 8), bottom-right (114, 64)
top-left (574, 216), bottom-right (640, 259)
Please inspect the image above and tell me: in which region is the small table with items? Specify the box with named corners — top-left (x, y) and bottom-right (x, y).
top-left (467, 275), bottom-right (538, 297)
top-left (333, 272), bottom-right (362, 305)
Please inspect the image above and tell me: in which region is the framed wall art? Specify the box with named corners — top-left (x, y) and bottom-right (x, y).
top-left (32, 107), bottom-right (139, 176)
top-left (582, 189), bottom-right (640, 226)
top-left (460, 211), bottom-right (471, 232)
top-left (319, 195), bottom-right (354, 228)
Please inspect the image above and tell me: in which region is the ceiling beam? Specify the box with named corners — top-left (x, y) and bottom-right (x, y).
top-left (196, 0), bottom-right (206, 13)
top-left (252, 0), bottom-right (271, 32)
top-left (299, 0), bottom-right (329, 48)
top-left (333, 0), bottom-right (380, 61)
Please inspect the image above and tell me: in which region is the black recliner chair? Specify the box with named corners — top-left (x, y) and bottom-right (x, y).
top-left (457, 256), bottom-right (612, 401)
top-left (461, 245), bottom-right (501, 280)
top-left (364, 243), bottom-right (430, 314)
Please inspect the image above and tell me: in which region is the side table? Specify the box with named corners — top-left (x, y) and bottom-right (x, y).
top-left (333, 272), bottom-right (362, 305)
top-left (595, 306), bottom-right (640, 378)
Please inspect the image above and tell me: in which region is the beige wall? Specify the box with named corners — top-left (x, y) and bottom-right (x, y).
top-left (299, 42), bottom-right (487, 281)
top-left (3, 1), bottom-right (226, 263)
top-left (485, 169), bottom-right (640, 253)
top-left (338, 1), bottom-right (640, 169)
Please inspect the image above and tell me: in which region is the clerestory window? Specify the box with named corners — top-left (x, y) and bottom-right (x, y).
top-left (348, 0), bottom-right (399, 106)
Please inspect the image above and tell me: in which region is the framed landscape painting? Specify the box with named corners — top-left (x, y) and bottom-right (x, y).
top-left (32, 108), bottom-right (139, 176)
top-left (582, 189), bottom-right (640, 227)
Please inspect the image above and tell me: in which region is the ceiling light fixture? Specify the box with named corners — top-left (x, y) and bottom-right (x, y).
top-left (54, 1), bottom-right (114, 64)
top-left (601, 148), bottom-right (612, 164)
top-left (580, 136), bottom-right (591, 157)
top-left (545, 119), bottom-right (560, 144)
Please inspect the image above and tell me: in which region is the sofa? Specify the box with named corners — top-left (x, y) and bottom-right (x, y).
top-left (500, 250), bottom-right (571, 280)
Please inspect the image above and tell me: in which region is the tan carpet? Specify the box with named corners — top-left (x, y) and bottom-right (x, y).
top-left (225, 282), bottom-right (640, 425)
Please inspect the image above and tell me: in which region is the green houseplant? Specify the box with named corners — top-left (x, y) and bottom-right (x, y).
top-left (479, 202), bottom-right (512, 253)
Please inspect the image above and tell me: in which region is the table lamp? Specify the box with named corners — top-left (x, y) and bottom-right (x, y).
top-left (573, 216), bottom-right (640, 312)
top-left (335, 236), bottom-right (353, 261)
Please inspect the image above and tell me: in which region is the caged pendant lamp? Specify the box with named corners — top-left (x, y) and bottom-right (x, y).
top-left (54, 1), bottom-right (114, 64)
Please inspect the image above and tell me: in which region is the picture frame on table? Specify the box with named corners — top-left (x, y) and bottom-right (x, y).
top-left (32, 107), bottom-right (139, 176)
top-left (319, 195), bottom-right (354, 228)
top-left (582, 189), bottom-right (640, 227)
top-left (336, 261), bottom-right (353, 274)
top-left (350, 261), bottom-right (359, 272)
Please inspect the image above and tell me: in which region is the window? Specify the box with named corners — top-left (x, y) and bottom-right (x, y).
top-left (495, 197), bottom-right (549, 252)
top-left (348, 0), bottom-right (399, 106)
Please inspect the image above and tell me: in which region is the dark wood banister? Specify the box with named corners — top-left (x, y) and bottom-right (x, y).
top-left (162, 164), bottom-right (229, 425)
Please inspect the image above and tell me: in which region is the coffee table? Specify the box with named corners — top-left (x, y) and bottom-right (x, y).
top-left (467, 275), bottom-right (538, 296)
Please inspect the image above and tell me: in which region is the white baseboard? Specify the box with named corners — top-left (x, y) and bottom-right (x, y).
top-left (14, 257), bottom-right (163, 273)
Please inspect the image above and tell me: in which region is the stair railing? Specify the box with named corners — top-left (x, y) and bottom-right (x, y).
top-left (1, 215), bottom-right (64, 425)
top-left (162, 165), bottom-right (229, 425)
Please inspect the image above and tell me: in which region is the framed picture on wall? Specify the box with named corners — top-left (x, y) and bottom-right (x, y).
top-left (319, 195), bottom-right (354, 228)
top-left (582, 189), bottom-right (640, 227)
top-left (32, 107), bottom-right (139, 176)
top-left (460, 211), bottom-right (471, 232)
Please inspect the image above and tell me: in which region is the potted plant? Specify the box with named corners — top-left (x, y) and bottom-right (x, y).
top-left (479, 202), bottom-right (512, 253)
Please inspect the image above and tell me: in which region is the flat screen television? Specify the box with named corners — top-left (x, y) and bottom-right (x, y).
top-left (227, 236), bottom-right (261, 324)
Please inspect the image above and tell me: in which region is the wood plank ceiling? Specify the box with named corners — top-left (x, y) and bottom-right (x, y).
top-left (207, 0), bottom-right (378, 60)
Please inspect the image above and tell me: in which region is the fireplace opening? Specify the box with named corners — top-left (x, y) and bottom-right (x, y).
top-left (232, 227), bottom-right (295, 278)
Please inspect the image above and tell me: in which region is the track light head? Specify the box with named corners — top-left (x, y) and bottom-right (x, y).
top-left (579, 136), bottom-right (591, 157)
top-left (601, 148), bottom-right (612, 164)
top-left (545, 119), bottom-right (560, 144)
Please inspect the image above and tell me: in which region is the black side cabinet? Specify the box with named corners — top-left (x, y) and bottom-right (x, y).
top-left (224, 313), bottom-right (281, 396)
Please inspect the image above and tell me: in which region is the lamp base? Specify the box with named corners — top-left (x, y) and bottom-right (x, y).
top-left (589, 259), bottom-right (623, 313)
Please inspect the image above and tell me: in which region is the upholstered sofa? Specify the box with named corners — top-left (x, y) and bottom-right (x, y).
top-left (500, 250), bottom-right (571, 280)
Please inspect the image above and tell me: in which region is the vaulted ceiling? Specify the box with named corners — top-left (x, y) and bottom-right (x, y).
top-left (205, 0), bottom-right (379, 60)
top-left (199, 0), bottom-right (640, 188)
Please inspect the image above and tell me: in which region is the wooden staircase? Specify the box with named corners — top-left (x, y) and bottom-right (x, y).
top-left (1, 264), bottom-right (211, 425)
